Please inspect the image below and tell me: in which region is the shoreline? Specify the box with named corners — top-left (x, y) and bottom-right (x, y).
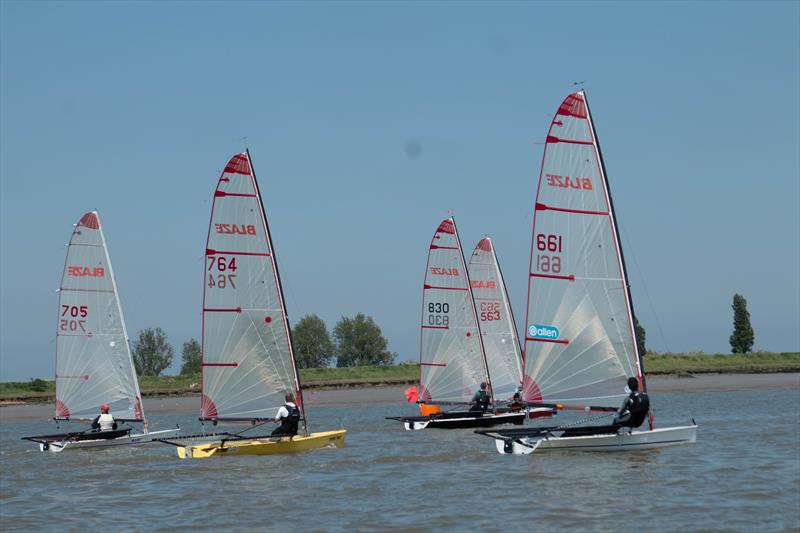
top-left (1, 372), bottom-right (797, 421)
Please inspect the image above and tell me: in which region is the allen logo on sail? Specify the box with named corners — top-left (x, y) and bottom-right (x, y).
top-left (67, 266), bottom-right (105, 277)
top-left (528, 324), bottom-right (559, 340)
top-left (215, 224), bottom-right (257, 236)
top-left (430, 267), bottom-right (459, 276)
top-left (546, 174), bottom-right (593, 190)
top-left (471, 280), bottom-right (496, 289)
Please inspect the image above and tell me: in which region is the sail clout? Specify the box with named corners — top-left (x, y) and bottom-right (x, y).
top-left (201, 152), bottom-right (302, 422)
top-left (468, 238), bottom-right (523, 401)
top-left (55, 211), bottom-right (143, 421)
top-left (419, 218), bottom-right (490, 404)
top-left (522, 91), bottom-right (642, 409)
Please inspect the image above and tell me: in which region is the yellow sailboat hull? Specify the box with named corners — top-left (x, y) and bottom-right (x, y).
top-left (176, 429), bottom-right (346, 459)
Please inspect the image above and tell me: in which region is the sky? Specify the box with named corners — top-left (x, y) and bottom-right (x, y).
top-left (1, 1), bottom-right (798, 381)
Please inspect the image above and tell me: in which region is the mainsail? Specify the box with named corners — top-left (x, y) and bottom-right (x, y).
top-left (55, 211), bottom-right (143, 421)
top-left (522, 91), bottom-right (643, 409)
top-left (419, 218), bottom-right (491, 404)
top-left (200, 151), bottom-right (303, 424)
top-left (468, 238), bottom-right (524, 401)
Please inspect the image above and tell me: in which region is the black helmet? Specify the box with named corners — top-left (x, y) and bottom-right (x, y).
top-left (480, 382), bottom-right (487, 389)
top-left (627, 377), bottom-right (639, 391)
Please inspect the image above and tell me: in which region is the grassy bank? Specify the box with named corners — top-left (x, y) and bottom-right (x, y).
top-left (2, 352), bottom-right (798, 403)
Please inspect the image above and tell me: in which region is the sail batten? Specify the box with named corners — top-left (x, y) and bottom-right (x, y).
top-left (54, 211), bottom-right (144, 422)
top-left (200, 152), bottom-right (302, 424)
top-left (522, 92), bottom-right (641, 409)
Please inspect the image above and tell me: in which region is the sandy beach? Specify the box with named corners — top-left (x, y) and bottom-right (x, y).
top-left (1, 372), bottom-right (797, 422)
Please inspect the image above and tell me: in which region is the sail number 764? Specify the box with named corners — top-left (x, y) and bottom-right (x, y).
top-left (207, 256), bottom-right (237, 289)
top-left (535, 233), bottom-right (563, 273)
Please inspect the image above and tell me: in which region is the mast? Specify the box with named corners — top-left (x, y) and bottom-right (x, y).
top-left (96, 213), bottom-right (147, 431)
top-left (451, 218), bottom-right (494, 406)
top-left (246, 149), bottom-right (308, 436)
top-left (582, 91), bottom-right (647, 393)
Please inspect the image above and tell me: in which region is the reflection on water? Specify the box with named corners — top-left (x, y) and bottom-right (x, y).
top-left (1, 388), bottom-right (798, 532)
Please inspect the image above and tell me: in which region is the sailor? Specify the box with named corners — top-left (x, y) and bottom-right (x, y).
top-left (613, 377), bottom-right (650, 430)
top-left (272, 393), bottom-right (301, 437)
top-left (470, 382), bottom-right (491, 413)
top-left (91, 404), bottom-right (117, 431)
top-left (509, 386), bottom-right (524, 410)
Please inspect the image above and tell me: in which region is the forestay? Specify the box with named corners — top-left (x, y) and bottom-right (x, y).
top-left (419, 218), bottom-right (490, 404)
top-left (55, 212), bottom-right (143, 421)
top-left (200, 152), bottom-right (302, 422)
top-left (468, 238), bottom-right (524, 401)
top-left (522, 91), bottom-right (642, 409)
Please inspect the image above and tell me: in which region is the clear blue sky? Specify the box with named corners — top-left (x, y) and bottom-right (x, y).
top-left (1, 1), bottom-right (798, 381)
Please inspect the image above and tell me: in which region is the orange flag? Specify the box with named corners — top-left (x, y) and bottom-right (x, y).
top-left (404, 386), bottom-right (419, 403)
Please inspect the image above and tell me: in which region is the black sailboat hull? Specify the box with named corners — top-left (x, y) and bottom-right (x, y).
top-left (387, 410), bottom-right (525, 430)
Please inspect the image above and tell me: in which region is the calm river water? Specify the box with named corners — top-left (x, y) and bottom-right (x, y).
top-left (1, 386), bottom-right (798, 532)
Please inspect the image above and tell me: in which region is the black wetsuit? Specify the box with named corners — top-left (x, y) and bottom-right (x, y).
top-left (470, 390), bottom-right (490, 413)
top-left (614, 391), bottom-right (650, 428)
top-left (271, 403), bottom-right (300, 436)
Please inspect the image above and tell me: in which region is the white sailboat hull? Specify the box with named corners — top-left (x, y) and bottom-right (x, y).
top-left (495, 424), bottom-right (697, 455)
top-left (40, 428), bottom-right (181, 453)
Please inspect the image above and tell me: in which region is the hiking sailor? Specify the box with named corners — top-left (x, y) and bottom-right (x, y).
top-left (272, 393), bottom-right (301, 437)
top-left (91, 404), bottom-right (117, 432)
top-left (470, 382), bottom-right (491, 413)
top-left (613, 377), bottom-right (650, 430)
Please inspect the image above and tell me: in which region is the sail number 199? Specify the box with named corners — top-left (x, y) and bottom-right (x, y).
top-left (535, 233), bottom-right (563, 274)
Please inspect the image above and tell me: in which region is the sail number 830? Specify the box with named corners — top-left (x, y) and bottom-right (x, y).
top-left (207, 256), bottom-right (237, 289)
top-left (427, 302), bottom-right (449, 326)
top-left (535, 233), bottom-right (563, 273)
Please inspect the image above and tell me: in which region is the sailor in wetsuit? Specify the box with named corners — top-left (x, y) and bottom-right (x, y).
top-left (470, 382), bottom-right (491, 413)
top-left (613, 377), bottom-right (650, 431)
top-left (91, 404), bottom-right (117, 432)
top-left (272, 393), bottom-right (301, 437)
top-left (509, 386), bottom-right (524, 411)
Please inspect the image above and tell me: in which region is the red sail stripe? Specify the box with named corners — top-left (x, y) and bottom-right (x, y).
top-left (206, 248), bottom-right (271, 257)
top-left (526, 337), bottom-right (570, 345)
top-left (535, 202), bottom-right (609, 216)
top-left (546, 135), bottom-right (594, 145)
top-left (531, 273), bottom-right (575, 281)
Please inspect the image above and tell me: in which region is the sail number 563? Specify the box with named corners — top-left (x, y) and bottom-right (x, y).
top-left (207, 256), bottom-right (237, 289)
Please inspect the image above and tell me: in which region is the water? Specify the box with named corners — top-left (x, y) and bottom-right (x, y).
top-left (1, 387), bottom-right (799, 532)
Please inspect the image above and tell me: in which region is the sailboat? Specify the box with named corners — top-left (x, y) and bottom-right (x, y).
top-left (161, 151), bottom-right (345, 458)
top-left (477, 91), bottom-right (697, 454)
top-left (22, 211), bottom-right (179, 452)
top-left (386, 218), bottom-right (526, 430)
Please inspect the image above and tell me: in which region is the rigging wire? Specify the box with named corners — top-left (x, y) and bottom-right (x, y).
top-left (617, 221), bottom-right (671, 353)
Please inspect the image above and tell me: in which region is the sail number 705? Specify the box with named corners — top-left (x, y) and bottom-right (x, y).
top-left (207, 256), bottom-right (237, 289)
top-left (60, 305), bottom-right (87, 333)
top-left (535, 233), bottom-right (563, 273)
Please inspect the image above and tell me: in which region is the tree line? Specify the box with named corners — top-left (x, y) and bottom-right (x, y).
top-left (131, 313), bottom-right (396, 377)
top-left (133, 293), bottom-right (757, 376)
